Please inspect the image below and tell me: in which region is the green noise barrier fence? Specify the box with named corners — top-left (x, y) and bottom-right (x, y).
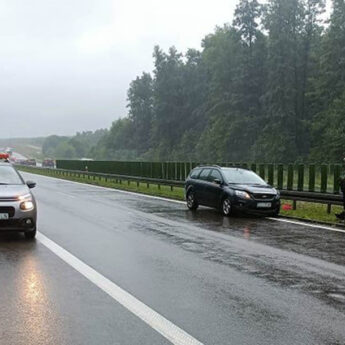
top-left (56, 160), bottom-right (344, 194)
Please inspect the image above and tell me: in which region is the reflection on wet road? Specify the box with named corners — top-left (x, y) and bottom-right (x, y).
top-left (1, 172), bottom-right (345, 345)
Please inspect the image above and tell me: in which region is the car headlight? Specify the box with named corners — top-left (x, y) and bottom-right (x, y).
top-left (275, 190), bottom-right (280, 199)
top-left (20, 201), bottom-right (34, 211)
top-left (235, 190), bottom-right (251, 200)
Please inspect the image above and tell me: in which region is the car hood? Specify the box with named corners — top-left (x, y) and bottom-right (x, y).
top-left (0, 184), bottom-right (30, 198)
top-left (230, 184), bottom-right (277, 194)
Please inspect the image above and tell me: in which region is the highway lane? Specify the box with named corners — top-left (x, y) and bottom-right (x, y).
top-left (1, 172), bottom-right (345, 344)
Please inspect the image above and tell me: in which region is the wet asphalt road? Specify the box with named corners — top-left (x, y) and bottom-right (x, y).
top-left (1, 173), bottom-right (345, 345)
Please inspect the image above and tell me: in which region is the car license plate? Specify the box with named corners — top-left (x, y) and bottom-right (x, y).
top-left (257, 202), bottom-right (272, 208)
top-left (0, 213), bottom-right (9, 220)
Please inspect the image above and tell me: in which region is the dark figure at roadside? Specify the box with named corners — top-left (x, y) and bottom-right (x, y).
top-left (336, 156), bottom-right (345, 220)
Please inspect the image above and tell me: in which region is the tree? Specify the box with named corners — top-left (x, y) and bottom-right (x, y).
top-left (127, 73), bottom-right (154, 153)
top-left (255, 0), bottom-right (305, 162)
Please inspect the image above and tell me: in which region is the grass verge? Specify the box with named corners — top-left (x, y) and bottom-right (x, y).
top-left (18, 166), bottom-right (344, 226)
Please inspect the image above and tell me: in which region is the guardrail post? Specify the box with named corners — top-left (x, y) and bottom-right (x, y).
top-left (277, 164), bottom-right (283, 190)
top-left (297, 164), bottom-right (304, 191)
top-left (321, 164), bottom-right (327, 193)
top-left (287, 164), bottom-right (293, 190)
top-left (308, 165), bottom-right (315, 192)
top-left (293, 200), bottom-right (297, 210)
top-left (268, 164), bottom-right (274, 186)
top-left (327, 203), bottom-right (332, 214)
top-left (259, 164), bottom-right (265, 180)
top-left (251, 163), bottom-right (256, 173)
top-left (158, 184), bottom-right (161, 190)
top-left (137, 181), bottom-right (139, 187)
top-left (170, 185), bottom-right (173, 191)
top-left (333, 164), bottom-right (341, 194)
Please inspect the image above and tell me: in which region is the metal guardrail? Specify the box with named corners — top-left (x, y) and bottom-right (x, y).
top-left (17, 166), bottom-right (344, 213)
top-left (56, 159), bottom-right (345, 194)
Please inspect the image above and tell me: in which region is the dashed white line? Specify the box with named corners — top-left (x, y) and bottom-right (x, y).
top-left (57, 191), bottom-right (76, 198)
top-left (37, 232), bottom-right (204, 345)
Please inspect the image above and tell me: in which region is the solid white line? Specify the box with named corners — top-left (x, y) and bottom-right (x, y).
top-left (23, 172), bottom-right (345, 234)
top-left (37, 232), bottom-right (204, 345)
top-left (23, 172), bottom-right (185, 205)
top-left (267, 217), bottom-right (345, 234)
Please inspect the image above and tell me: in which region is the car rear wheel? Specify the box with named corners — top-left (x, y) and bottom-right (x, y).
top-left (222, 198), bottom-right (232, 216)
top-left (24, 228), bottom-right (37, 239)
top-left (187, 191), bottom-right (198, 210)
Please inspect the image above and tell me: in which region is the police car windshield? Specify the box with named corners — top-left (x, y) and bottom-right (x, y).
top-left (0, 165), bottom-right (23, 185)
top-left (222, 168), bottom-right (266, 185)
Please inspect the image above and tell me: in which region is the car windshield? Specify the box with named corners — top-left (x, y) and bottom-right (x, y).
top-left (222, 168), bottom-right (266, 185)
top-left (0, 165), bottom-right (23, 185)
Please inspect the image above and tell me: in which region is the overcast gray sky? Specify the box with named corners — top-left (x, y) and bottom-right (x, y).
top-left (0, 0), bottom-right (242, 138)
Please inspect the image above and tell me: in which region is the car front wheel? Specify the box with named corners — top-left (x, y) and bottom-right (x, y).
top-left (187, 191), bottom-right (198, 210)
top-left (24, 228), bottom-right (37, 239)
top-left (222, 198), bottom-right (232, 216)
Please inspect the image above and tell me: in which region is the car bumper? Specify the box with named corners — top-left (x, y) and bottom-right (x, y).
top-left (0, 218), bottom-right (36, 232)
top-left (0, 201), bottom-right (37, 232)
top-left (232, 198), bottom-right (281, 215)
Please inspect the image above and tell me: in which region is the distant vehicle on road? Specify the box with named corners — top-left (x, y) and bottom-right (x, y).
top-left (185, 166), bottom-right (280, 216)
top-left (42, 159), bottom-right (55, 168)
top-left (25, 159), bottom-right (37, 166)
top-left (0, 159), bottom-right (37, 239)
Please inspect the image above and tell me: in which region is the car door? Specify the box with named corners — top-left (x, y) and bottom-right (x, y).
top-left (204, 169), bottom-right (224, 207)
top-left (196, 168), bottom-right (212, 205)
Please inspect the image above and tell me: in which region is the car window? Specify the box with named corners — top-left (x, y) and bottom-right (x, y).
top-left (190, 168), bottom-right (201, 179)
top-left (199, 169), bottom-right (211, 181)
top-left (208, 169), bottom-right (223, 182)
top-left (221, 168), bottom-right (266, 185)
top-left (0, 165), bottom-right (23, 185)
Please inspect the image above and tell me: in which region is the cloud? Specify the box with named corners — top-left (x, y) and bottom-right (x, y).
top-left (0, 0), bottom-right (330, 138)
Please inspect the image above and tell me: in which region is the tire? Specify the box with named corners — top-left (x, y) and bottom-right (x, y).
top-left (270, 206), bottom-right (280, 217)
top-left (24, 228), bottom-right (37, 239)
top-left (186, 191), bottom-right (198, 210)
top-left (221, 197), bottom-right (232, 216)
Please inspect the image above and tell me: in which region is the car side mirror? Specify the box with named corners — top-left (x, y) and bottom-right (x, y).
top-left (26, 181), bottom-right (36, 189)
top-left (214, 179), bottom-right (222, 185)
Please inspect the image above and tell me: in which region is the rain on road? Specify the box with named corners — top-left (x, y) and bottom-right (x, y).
top-left (1, 172), bottom-right (345, 345)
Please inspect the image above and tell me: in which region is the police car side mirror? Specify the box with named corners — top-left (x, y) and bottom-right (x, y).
top-left (214, 179), bottom-right (222, 185)
top-left (26, 181), bottom-right (36, 189)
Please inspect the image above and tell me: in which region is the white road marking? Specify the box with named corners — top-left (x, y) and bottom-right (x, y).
top-left (267, 217), bottom-right (345, 234)
top-left (57, 191), bottom-right (76, 198)
top-left (23, 172), bottom-right (185, 205)
top-left (37, 232), bottom-right (204, 345)
top-left (23, 172), bottom-right (345, 234)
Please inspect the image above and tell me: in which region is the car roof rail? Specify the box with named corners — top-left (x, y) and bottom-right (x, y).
top-left (196, 165), bottom-right (222, 168)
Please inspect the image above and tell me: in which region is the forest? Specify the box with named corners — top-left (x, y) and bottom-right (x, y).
top-left (46, 0), bottom-right (345, 163)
